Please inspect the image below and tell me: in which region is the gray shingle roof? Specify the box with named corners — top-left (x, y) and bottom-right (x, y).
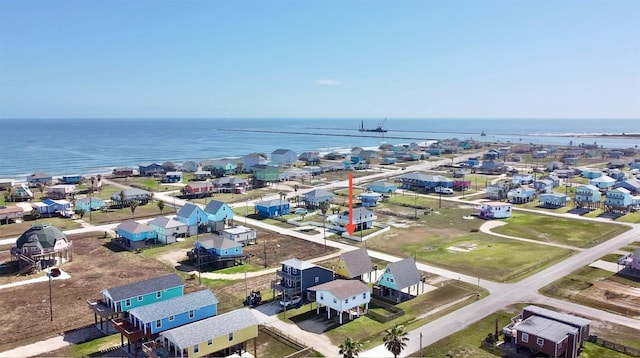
top-left (16, 223), bottom-right (67, 250)
top-left (148, 216), bottom-right (185, 229)
top-left (204, 200), bottom-right (229, 215)
top-left (385, 258), bottom-right (421, 290)
top-left (117, 220), bottom-right (154, 234)
top-left (160, 308), bottom-right (258, 349)
top-left (199, 234), bottom-right (241, 250)
top-left (523, 305), bottom-right (590, 327)
top-left (128, 289), bottom-right (218, 323)
top-left (308, 279), bottom-right (370, 300)
top-left (256, 199), bottom-right (288, 207)
top-left (339, 248), bottom-right (373, 278)
top-left (281, 258), bottom-right (316, 270)
top-left (104, 274), bottom-right (183, 302)
top-left (303, 189), bottom-right (334, 202)
top-left (517, 315), bottom-right (577, 342)
top-left (177, 203), bottom-right (202, 218)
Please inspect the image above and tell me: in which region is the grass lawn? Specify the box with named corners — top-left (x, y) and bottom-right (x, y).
top-left (83, 202), bottom-right (174, 224)
top-left (491, 212), bottom-right (630, 248)
top-left (0, 217), bottom-right (82, 238)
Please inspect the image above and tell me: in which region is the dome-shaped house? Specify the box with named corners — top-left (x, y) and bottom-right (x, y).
top-left (12, 223), bottom-right (72, 274)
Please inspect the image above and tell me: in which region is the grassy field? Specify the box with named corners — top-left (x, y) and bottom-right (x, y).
top-left (490, 212), bottom-right (630, 248)
top-left (0, 217), bottom-right (82, 238)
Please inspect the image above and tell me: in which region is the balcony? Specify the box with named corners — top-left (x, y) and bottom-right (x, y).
top-left (275, 269), bottom-right (302, 282)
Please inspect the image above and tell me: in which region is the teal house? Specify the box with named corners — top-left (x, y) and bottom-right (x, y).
top-left (605, 187), bottom-right (633, 213)
top-left (101, 274), bottom-right (184, 313)
top-left (376, 257), bottom-right (421, 301)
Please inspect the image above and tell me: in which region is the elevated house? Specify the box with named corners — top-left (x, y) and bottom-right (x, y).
top-left (251, 164), bottom-right (280, 187)
top-left (376, 257), bottom-right (421, 302)
top-left (221, 226), bottom-right (257, 246)
top-left (11, 223), bottom-right (72, 274)
top-left (507, 186), bottom-right (536, 204)
top-left (538, 193), bottom-right (570, 207)
top-left (176, 203), bottom-right (209, 236)
top-left (271, 258), bottom-right (334, 303)
top-left (27, 172), bottom-right (53, 186)
top-left (115, 220), bottom-right (157, 250)
top-left (148, 216), bottom-right (188, 245)
top-left (533, 179), bottom-right (554, 194)
top-left (193, 170), bottom-right (211, 181)
top-left (485, 184), bottom-right (506, 201)
top-left (366, 181), bottom-right (397, 194)
top-left (33, 199), bottom-right (72, 217)
top-left (191, 234), bottom-right (246, 269)
top-left (308, 279), bottom-right (371, 324)
top-left (255, 199), bottom-right (289, 218)
top-left (46, 184), bottom-right (77, 199)
top-left (183, 182), bottom-right (216, 198)
top-left (359, 191), bottom-right (383, 207)
top-left (271, 149), bottom-right (298, 167)
top-left (112, 167), bottom-right (135, 177)
top-left (201, 159), bottom-right (238, 177)
top-left (476, 202), bottom-right (512, 219)
top-left (574, 184), bottom-right (602, 210)
top-left (581, 169), bottom-right (602, 179)
top-left (139, 163), bottom-right (165, 177)
top-left (298, 151), bottom-right (321, 165)
top-left (156, 308), bottom-right (258, 358)
top-left (211, 176), bottom-right (248, 194)
top-left (399, 172), bottom-right (453, 192)
top-left (0, 205), bottom-right (23, 224)
top-left (60, 175), bottom-right (83, 184)
top-left (480, 160), bottom-right (505, 174)
top-left (604, 187), bottom-right (633, 214)
top-left (163, 171), bottom-right (183, 183)
top-left (589, 175), bottom-right (616, 190)
top-left (280, 168), bottom-right (312, 181)
top-left (241, 153), bottom-right (269, 173)
top-left (335, 207), bottom-right (377, 237)
top-left (203, 200), bottom-right (234, 232)
top-left (11, 183), bottom-right (34, 201)
top-left (503, 305), bottom-right (590, 358)
top-left (334, 248), bottom-right (373, 281)
top-left (0, 179), bottom-right (15, 190)
top-left (302, 189), bottom-right (334, 209)
top-left (607, 168), bottom-right (625, 181)
top-left (618, 249), bottom-right (640, 277)
top-left (181, 161), bottom-right (199, 173)
top-left (615, 178), bottom-right (640, 195)
top-left (111, 188), bottom-right (153, 204)
top-left (75, 197), bottom-right (106, 213)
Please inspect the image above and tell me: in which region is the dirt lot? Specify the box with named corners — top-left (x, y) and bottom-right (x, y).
top-left (577, 280), bottom-right (640, 317)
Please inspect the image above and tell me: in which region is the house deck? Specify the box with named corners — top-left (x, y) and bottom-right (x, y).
top-left (111, 317), bottom-right (152, 343)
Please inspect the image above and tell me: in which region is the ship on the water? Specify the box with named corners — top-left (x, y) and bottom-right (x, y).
top-left (359, 118), bottom-right (388, 133)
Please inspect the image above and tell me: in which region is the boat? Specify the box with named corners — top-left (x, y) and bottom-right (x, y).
top-left (359, 119), bottom-right (388, 133)
top-left (481, 130), bottom-right (487, 136)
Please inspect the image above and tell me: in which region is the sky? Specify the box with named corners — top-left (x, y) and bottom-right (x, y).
top-left (0, 0), bottom-right (639, 119)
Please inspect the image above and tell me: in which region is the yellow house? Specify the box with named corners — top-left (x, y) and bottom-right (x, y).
top-left (335, 248), bottom-right (373, 280)
top-left (158, 308), bottom-right (258, 357)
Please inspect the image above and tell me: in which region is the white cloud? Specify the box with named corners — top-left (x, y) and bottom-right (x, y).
top-left (316, 79), bottom-right (340, 86)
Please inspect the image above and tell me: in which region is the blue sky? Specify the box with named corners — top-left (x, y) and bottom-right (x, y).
top-left (1, 0), bottom-right (638, 119)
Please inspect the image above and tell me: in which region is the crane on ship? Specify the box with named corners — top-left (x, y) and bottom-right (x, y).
top-left (359, 118), bottom-right (388, 133)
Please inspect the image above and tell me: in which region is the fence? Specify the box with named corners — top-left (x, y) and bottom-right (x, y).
top-left (366, 297), bottom-right (405, 323)
top-left (588, 335), bottom-right (640, 357)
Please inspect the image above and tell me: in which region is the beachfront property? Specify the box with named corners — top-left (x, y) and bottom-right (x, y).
top-left (139, 163), bottom-right (165, 177)
top-left (203, 200), bottom-right (234, 232)
top-left (155, 308), bottom-right (259, 358)
top-left (271, 148), bottom-right (298, 167)
top-left (507, 186), bottom-right (536, 204)
top-left (538, 193), bottom-right (571, 207)
top-left (111, 188), bottom-right (153, 204)
top-left (0, 205), bottom-right (23, 224)
top-left (176, 203), bottom-right (209, 236)
top-left (0, 179), bottom-right (15, 190)
top-left (308, 279), bottom-right (371, 325)
top-left (334, 248), bottom-right (373, 281)
top-left (366, 181), bottom-right (397, 194)
top-left (115, 220), bottom-right (157, 250)
top-left (476, 202), bottom-right (512, 219)
top-left (112, 167), bottom-right (135, 177)
top-left (75, 197), bottom-right (106, 213)
top-left (271, 258), bottom-right (334, 303)
top-left (46, 184), bottom-right (77, 199)
top-left (503, 305), bottom-right (591, 358)
top-left (26, 172), bottom-right (53, 186)
top-left (148, 216), bottom-right (188, 245)
top-left (375, 257), bottom-right (422, 302)
top-left (190, 234), bottom-right (246, 268)
top-left (302, 188), bottom-right (333, 209)
top-left (251, 164), bottom-right (280, 186)
top-left (60, 175), bottom-right (83, 184)
top-left (10, 183), bottom-right (34, 201)
top-left (604, 187), bottom-right (633, 213)
top-left (241, 152), bottom-right (270, 173)
top-left (298, 151), bottom-right (321, 165)
top-left (221, 226), bottom-right (257, 246)
top-left (201, 159), bottom-right (238, 177)
top-left (11, 223), bottom-right (72, 274)
top-left (255, 199), bottom-right (290, 218)
top-left (334, 207), bottom-right (377, 236)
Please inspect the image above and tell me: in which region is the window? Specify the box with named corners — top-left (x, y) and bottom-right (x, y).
top-left (207, 339), bottom-right (212, 346)
top-left (536, 337), bottom-right (544, 346)
top-left (345, 298), bottom-right (349, 304)
top-left (156, 291), bottom-right (162, 299)
top-left (228, 332), bottom-right (234, 341)
top-left (352, 296), bottom-right (356, 300)
top-left (169, 315), bottom-right (174, 321)
top-left (320, 294), bottom-right (324, 301)
top-left (362, 293), bottom-right (367, 299)
top-left (125, 299), bottom-right (131, 307)
top-left (193, 344), bottom-right (199, 353)
top-left (315, 276), bottom-right (319, 283)
top-left (189, 310), bottom-right (195, 318)
top-left (521, 332), bottom-right (529, 343)
top-left (155, 320), bottom-right (161, 328)
top-left (333, 298), bottom-right (337, 303)
top-left (137, 296), bottom-right (143, 301)
top-left (557, 341), bottom-right (562, 349)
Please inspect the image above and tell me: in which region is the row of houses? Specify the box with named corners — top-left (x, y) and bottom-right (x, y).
top-left (87, 274), bottom-right (259, 357)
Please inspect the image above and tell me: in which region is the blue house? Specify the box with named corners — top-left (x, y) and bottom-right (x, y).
top-left (196, 234), bottom-right (243, 258)
top-left (75, 197), bottom-right (106, 212)
top-left (127, 290), bottom-right (218, 335)
top-left (464, 157), bottom-right (480, 167)
top-left (539, 193), bottom-right (570, 207)
top-left (534, 179), bottom-right (554, 193)
top-left (302, 189), bottom-right (334, 208)
top-left (605, 188), bottom-right (633, 213)
top-left (507, 186), bottom-right (536, 204)
top-left (367, 181), bottom-right (397, 194)
top-left (481, 160), bottom-right (504, 172)
top-left (33, 199), bottom-right (72, 216)
top-left (582, 170), bottom-right (603, 179)
top-left (271, 258), bottom-right (334, 302)
top-left (590, 175), bottom-right (616, 190)
top-left (511, 174), bottom-right (535, 185)
top-left (163, 171), bottom-right (183, 183)
top-left (607, 169), bottom-right (625, 181)
top-left (255, 199), bottom-right (290, 217)
top-left (360, 192), bottom-right (383, 207)
top-left (61, 175), bottom-right (83, 184)
top-left (139, 163), bottom-right (165, 176)
top-left (484, 149), bottom-right (500, 160)
top-left (176, 203), bottom-right (209, 236)
top-left (376, 257), bottom-right (421, 302)
top-left (615, 178), bottom-right (640, 195)
top-left (204, 200), bottom-right (234, 232)
top-left (399, 172), bottom-right (453, 191)
top-left (27, 172), bottom-right (53, 186)
top-left (574, 184), bottom-right (602, 210)
top-left (116, 220), bottom-right (157, 249)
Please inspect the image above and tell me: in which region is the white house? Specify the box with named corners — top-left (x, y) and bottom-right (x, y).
top-left (148, 216), bottom-right (188, 244)
top-left (271, 149), bottom-right (298, 167)
top-left (46, 184), bottom-right (77, 199)
top-left (308, 279), bottom-right (371, 324)
top-left (221, 226), bottom-right (257, 246)
top-left (476, 202), bottom-right (512, 219)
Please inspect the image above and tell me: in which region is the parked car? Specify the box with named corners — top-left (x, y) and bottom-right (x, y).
top-left (279, 295), bottom-right (302, 308)
top-left (434, 186), bottom-right (453, 194)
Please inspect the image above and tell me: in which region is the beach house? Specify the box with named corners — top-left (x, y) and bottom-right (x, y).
top-left (302, 189), bottom-right (334, 209)
top-left (308, 279), bottom-right (371, 324)
top-left (271, 149), bottom-right (298, 167)
top-left (176, 203), bottom-right (209, 236)
top-left (148, 216), bottom-right (188, 245)
top-left (376, 257), bottom-right (422, 302)
top-left (334, 248), bottom-right (373, 281)
top-left (271, 258), bottom-right (334, 304)
top-left (476, 202), bottom-right (512, 219)
top-left (255, 199), bottom-right (289, 218)
top-left (604, 187), bottom-right (632, 213)
top-left (115, 220), bottom-right (157, 250)
top-left (203, 200), bottom-right (234, 232)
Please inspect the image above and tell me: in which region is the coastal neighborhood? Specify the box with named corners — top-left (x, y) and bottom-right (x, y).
top-left (1, 139), bottom-right (640, 358)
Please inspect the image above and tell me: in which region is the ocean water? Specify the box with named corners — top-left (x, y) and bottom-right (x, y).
top-left (0, 118), bottom-right (638, 180)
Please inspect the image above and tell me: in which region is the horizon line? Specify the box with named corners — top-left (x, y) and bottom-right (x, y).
top-left (1, 116), bottom-right (639, 121)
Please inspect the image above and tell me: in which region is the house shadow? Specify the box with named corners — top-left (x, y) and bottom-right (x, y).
top-left (290, 308), bottom-right (339, 334)
top-left (567, 208), bottom-right (593, 215)
top-left (616, 268), bottom-right (640, 282)
top-left (174, 259), bottom-right (197, 273)
top-left (0, 261), bottom-right (19, 277)
top-left (102, 241), bottom-right (129, 253)
top-left (597, 212), bottom-right (625, 220)
top-left (62, 324), bottom-right (105, 345)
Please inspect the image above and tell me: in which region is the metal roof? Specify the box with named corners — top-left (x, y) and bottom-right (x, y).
top-left (128, 290), bottom-right (218, 323)
top-left (516, 315), bottom-right (577, 343)
top-left (103, 274), bottom-right (183, 302)
top-left (308, 279), bottom-right (370, 300)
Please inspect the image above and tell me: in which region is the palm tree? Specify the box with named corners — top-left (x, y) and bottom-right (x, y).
top-left (157, 200), bottom-right (165, 214)
top-left (76, 208), bottom-right (86, 219)
top-left (119, 189), bottom-right (127, 209)
top-left (383, 324), bottom-right (409, 358)
top-left (339, 337), bottom-right (363, 358)
top-left (130, 201), bottom-right (139, 219)
top-left (278, 191), bottom-right (286, 218)
top-left (318, 200), bottom-right (330, 252)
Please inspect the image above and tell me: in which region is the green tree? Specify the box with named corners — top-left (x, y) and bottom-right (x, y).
top-left (318, 200), bottom-right (330, 251)
top-left (278, 191), bottom-right (286, 218)
top-left (383, 324), bottom-right (409, 358)
top-left (157, 200), bottom-right (165, 214)
top-left (76, 208), bottom-right (86, 219)
top-left (130, 201), bottom-right (139, 219)
top-left (338, 337), bottom-right (363, 358)
top-left (119, 190), bottom-right (127, 209)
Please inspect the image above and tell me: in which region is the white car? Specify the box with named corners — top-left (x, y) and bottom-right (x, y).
top-left (434, 187), bottom-right (454, 194)
top-left (279, 295), bottom-right (302, 308)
